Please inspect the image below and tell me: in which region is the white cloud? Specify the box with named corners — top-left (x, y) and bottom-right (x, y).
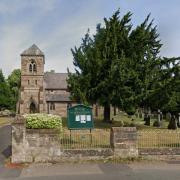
top-left (1, 0), bottom-right (180, 77)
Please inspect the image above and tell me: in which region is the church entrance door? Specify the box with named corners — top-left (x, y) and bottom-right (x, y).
top-left (30, 102), bottom-right (37, 113)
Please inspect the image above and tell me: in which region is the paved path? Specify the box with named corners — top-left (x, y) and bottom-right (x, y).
top-left (0, 125), bottom-right (21, 179)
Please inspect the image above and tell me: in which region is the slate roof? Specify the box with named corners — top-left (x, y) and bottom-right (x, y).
top-left (46, 94), bottom-right (71, 102)
top-left (21, 44), bottom-right (44, 56)
top-left (44, 72), bottom-right (68, 89)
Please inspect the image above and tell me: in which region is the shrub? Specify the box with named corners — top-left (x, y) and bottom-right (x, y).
top-left (24, 113), bottom-right (62, 130)
top-left (125, 106), bottom-right (136, 116)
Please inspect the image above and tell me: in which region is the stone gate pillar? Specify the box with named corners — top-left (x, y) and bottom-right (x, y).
top-left (110, 127), bottom-right (138, 157)
top-left (11, 115), bottom-right (26, 163)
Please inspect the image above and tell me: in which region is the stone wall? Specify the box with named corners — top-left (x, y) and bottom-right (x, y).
top-left (12, 115), bottom-right (62, 163)
top-left (12, 116), bottom-right (140, 163)
top-left (110, 127), bottom-right (138, 157)
top-left (139, 148), bottom-right (180, 155)
top-left (47, 102), bottom-right (77, 117)
top-left (20, 55), bottom-right (45, 114)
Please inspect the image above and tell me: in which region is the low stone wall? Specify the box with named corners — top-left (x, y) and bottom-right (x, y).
top-left (110, 127), bottom-right (138, 157)
top-left (12, 116), bottom-right (139, 163)
top-left (139, 148), bottom-right (180, 155)
top-left (12, 115), bottom-right (62, 163)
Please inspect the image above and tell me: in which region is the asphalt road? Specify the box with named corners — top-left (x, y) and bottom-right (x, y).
top-left (0, 125), bottom-right (21, 179)
top-left (1, 162), bottom-right (180, 180)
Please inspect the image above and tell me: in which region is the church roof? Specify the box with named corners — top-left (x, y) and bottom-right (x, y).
top-left (21, 44), bottom-right (44, 56)
top-left (46, 94), bottom-right (72, 102)
top-left (44, 72), bottom-right (68, 89)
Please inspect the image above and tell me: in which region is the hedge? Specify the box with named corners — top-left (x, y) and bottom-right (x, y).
top-left (24, 113), bottom-right (62, 129)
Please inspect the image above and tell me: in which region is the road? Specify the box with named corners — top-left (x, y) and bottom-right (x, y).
top-left (0, 162), bottom-right (179, 180)
top-left (0, 125), bottom-right (180, 180)
top-left (0, 125), bottom-right (21, 179)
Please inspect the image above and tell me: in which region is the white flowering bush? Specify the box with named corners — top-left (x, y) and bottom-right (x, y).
top-left (24, 113), bottom-right (62, 130)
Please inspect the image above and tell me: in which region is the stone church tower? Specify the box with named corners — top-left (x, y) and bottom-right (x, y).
top-left (19, 44), bottom-right (45, 114)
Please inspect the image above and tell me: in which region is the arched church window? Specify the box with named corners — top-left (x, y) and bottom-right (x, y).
top-left (33, 63), bottom-right (37, 72)
top-left (29, 64), bottom-right (32, 72)
top-left (29, 60), bottom-right (37, 73)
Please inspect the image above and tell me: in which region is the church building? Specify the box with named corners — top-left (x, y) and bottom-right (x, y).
top-left (18, 44), bottom-right (75, 117)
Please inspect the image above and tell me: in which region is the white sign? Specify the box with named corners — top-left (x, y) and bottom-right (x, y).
top-left (75, 115), bottom-right (80, 121)
top-left (75, 115), bottom-right (92, 123)
top-left (86, 115), bottom-right (91, 121)
top-left (81, 115), bottom-right (86, 121)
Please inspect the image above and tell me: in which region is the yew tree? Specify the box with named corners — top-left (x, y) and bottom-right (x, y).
top-left (68, 9), bottom-right (180, 122)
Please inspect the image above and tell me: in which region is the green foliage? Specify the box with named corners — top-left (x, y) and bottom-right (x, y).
top-left (147, 57), bottom-right (180, 113)
top-left (68, 8), bottom-right (180, 122)
top-left (125, 106), bottom-right (136, 116)
top-left (0, 69), bottom-right (12, 110)
top-left (0, 69), bottom-right (5, 83)
top-left (7, 69), bottom-right (21, 111)
top-left (24, 113), bottom-right (62, 129)
top-left (0, 69), bottom-right (21, 111)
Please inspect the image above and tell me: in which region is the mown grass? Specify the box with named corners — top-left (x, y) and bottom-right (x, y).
top-left (60, 129), bottom-right (111, 149)
top-left (138, 129), bottom-right (180, 148)
top-left (0, 117), bottom-right (13, 127)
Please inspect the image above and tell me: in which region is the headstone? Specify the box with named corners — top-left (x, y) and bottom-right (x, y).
top-left (168, 115), bottom-right (177, 130)
top-left (157, 109), bottom-right (162, 127)
top-left (144, 113), bottom-right (150, 126)
top-left (177, 113), bottom-right (180, 128)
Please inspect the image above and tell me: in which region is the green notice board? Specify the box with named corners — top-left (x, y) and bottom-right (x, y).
top-left (67, 104), bottom-right (94, 129)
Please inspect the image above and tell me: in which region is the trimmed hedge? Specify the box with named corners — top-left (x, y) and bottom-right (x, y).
top-left (24, 113), bottom-right (62, 129)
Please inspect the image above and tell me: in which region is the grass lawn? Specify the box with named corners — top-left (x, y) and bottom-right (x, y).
top-left (0, 117), bottom-right (13, 127)
top-left (138, 129), bottom-right (180, 148)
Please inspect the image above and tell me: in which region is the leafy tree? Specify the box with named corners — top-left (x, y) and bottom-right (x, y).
top-left (0, 69), bottom-right (5, 83)
top-left (68, 9), bottom-right (180, 122)
top-left (7, 69), bottom-right (21, 111)
top-left (148, 57), bottom-right (180, 114)
top-left (68, 10), bottom-right (133, 122)
top-left (0, 69), bottom-right (12, 110)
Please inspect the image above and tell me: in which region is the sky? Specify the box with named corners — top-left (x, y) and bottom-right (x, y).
top-left (0, 0), bottom-right (180, 77)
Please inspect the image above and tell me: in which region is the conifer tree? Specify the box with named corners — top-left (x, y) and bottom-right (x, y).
top-left (68, 9), bottom-right (180, 122)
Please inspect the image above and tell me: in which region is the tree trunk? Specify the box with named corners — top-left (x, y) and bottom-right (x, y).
top-left (114, 107), bottom-right (116, 116)
top-left (103, 104), bottom-right (111, 123)
top-left (95, 104), bottom-right (98, 117)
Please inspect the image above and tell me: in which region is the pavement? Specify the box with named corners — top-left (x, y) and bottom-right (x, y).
top-left (1, 124), bottom-right (180, 180)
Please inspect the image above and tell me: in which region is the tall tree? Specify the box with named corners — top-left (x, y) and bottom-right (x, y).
top-left (0, 69), bottom-right (5, 83)
top-left (0, 69), bottom-right (11, 110)
top-left (7, 69), bottom-right (21, 111)
top-left (148, 57), bottom-right (180, 113)
top-left (68, 9), bottom-right (180, 122)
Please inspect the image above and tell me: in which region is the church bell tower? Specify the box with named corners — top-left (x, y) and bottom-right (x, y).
top-left (19, 44), bottom-right (45, 114)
